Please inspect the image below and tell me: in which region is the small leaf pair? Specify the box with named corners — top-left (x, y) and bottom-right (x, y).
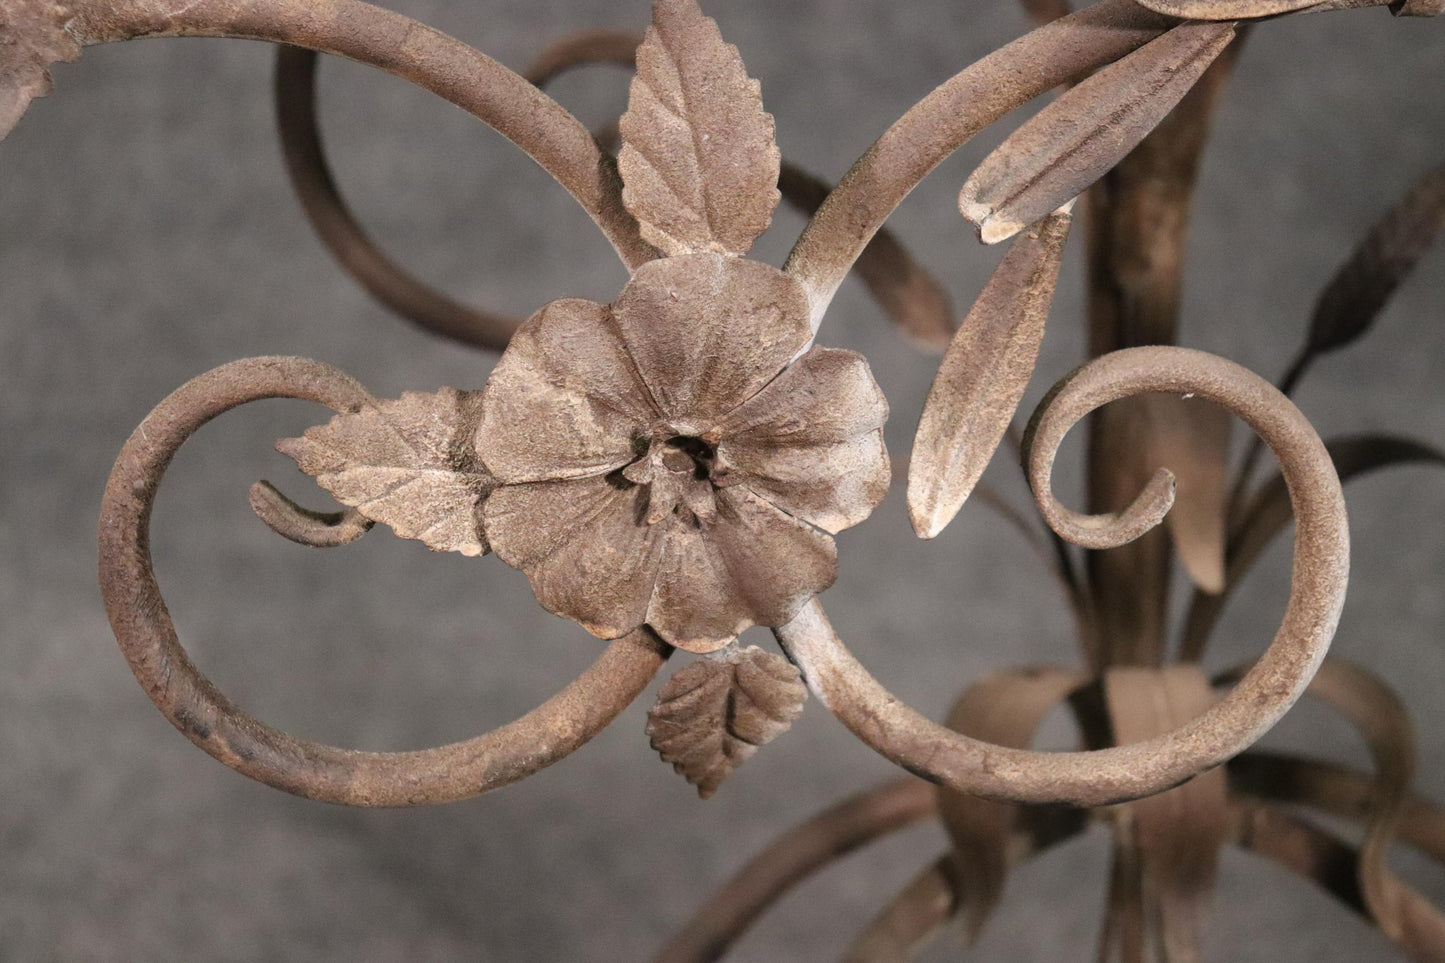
top-left (647, 645), bottom-right (807, 798)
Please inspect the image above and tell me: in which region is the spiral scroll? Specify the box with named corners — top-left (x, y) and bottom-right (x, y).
top-left (777, 346), bottom-right (1348, 808)
top-left (98, 356), bottom-right (669, 806)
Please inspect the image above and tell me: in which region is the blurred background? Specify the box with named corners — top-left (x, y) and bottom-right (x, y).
top-left (1, 0), bottom-right (1442, 958)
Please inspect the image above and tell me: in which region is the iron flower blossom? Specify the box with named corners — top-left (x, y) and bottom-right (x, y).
top-left (476, 252), bottom-right (890, 653)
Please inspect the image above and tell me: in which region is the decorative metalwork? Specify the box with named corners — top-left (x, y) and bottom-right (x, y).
top-left (3, 0), bottom-right (1443, 957)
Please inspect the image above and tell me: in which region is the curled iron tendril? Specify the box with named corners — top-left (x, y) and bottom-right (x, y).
top-left (33, 0), bottom-right (1364, 809)
top-left (777, 346), bottom-right (1348, 808)
top-left (98, 356), bottom-right (670, 806)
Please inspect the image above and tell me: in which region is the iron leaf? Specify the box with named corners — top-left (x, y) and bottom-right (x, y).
top-left (0, 0), bottom-right (81, 142)
top-left (646, 645), bottom-right (806, 798)
top-left (617, 0), bottom-right (780, 257)
top-left (277, 387), bottom-right (495, 556)
top-left (958, 21), bottom-right (1236, 245)
top-left (907, 208), bottom-right (1072, 539)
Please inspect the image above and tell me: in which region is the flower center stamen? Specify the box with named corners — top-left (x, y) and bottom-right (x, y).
top-left (662, 435), bottom-right (716, 479)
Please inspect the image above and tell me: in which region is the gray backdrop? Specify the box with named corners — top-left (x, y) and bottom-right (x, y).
top-left (2, 1), bottom-right (1443, 959)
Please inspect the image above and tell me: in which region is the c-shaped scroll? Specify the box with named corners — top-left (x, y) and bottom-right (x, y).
top-left (98, 357), bottom-right (669, 807)
top-left (776, 346), bottom-right (1349, 808)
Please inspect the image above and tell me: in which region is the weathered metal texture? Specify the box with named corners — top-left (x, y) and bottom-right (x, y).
top-left (1080, 32), bottom-right (1244, 670)
top-left (779, 346), bottom-right (1349, 808)
top-left (783, 0), bottom-right (1175, 327)
top-left (6, 0), bottom-right (657, 268)
top-left (651, 778), bottom-right (938, 963)
top-left (646, 646), bottom-right (807, 797)
top-left (1393, 0), bottom-right (1445, 16)
top-left (958, 21), bottom-right (1238, 245)
top-left (908, 207), bottom-right (1073, 539)
top-left (935, 666), bottom-right (1093, 939)
top-left (273, 48), bottom-right (521, 351)
top-left (98, 357), bottom-right (670, 806)
top-left (7, 0), bottom-right (1443, 953)
top-left (476, 254), bottom-right (890, 653)
top-left (1186, 435), bottom-right (1445, 660)
top-left (1100, 666), bottom-right (1228, 962)
top-left (1135, 0), bottom-right (1404, 19)
top-left (247, 479), bottom-right (374, 547)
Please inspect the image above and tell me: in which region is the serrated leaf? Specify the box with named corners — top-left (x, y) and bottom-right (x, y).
top-left (907, 208), bottom-right (1072, 539)
top-left (617, 0), bottom-right (780, 257)
top-left (1, 0), bottom-right (82, 142)
top-left (646, 645), bottom-right (805, 798)
top-left (959, 21), bottom-right (1236, 245)
top-left (277, 387), bottom-right (496, 556)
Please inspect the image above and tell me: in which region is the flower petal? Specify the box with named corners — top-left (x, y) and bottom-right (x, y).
top-left (485, 475), bottom-right (664, 639)
top-left (646, 487), bottom-right (837, 652)
top-left (477, 298), bottom-right (655, 484)
top-left (717, 347), bottom-right (890, 533)
top-left (612, 254), bottom-right (812, 426)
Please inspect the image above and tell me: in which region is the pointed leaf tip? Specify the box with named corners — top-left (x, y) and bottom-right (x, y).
top-left (279, 388), bottom-right (496, 556)
top-left (646, 646), bottom-right (806, 797)
top-left (959, 21), bottom-right (1236, 244)
top-left (908, 209), bottom-right (1072, 538)
top-left (617, 0), bottom-right (780, 256)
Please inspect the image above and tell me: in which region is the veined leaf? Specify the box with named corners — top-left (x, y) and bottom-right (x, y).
top-left (617, 0), bottom-right (780, 256)
top-left (959, 21), bottom-right (1236, 245)
top-left (278, 387), bottom-right (495, 556)
top-left (907, 208), bottom-right (1071, 539)
top-left (646, 646), bottom-right (805, 798)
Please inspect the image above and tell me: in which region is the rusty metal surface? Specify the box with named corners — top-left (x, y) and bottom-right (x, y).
top-left (2, 0), bottom-right (1444, 958)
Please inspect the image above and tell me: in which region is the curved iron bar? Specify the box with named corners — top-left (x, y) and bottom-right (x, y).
top-left (1229, 751), bottom-right (1445, 863)
top-left (271, 24), bottom-right (957, 354)
top-left (783, 0), bottom-right (1174, 328)
top-left (651, 778), bottom-right (937, 963)
top-left (63, 0), bottom-right (656, 271)
top-left (655, 776), bottom-right (1090, 963)
top-left (273, 48), bottom-right (520, 351)
top-left (778, 346), bottom-right (1349, 807)
top-left (1222, 659), bottom-right (1418, 944)
top-left (1236, 801), bottom-right (1445, 960)
top-left (522, 28), bottom-right (639, 86)
top-left (248, 478), bottom-right (373, 547)
top-left (98, 356), bottom-right (670, 806)
top-left (524, 28), bottom-right (959, 352)
top-left (841, 798), bottom-right (1445, 961)
top-left (843, 801), bottom-right (1097, 962)
top-left (842, 855), bottom-right (959, 961)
